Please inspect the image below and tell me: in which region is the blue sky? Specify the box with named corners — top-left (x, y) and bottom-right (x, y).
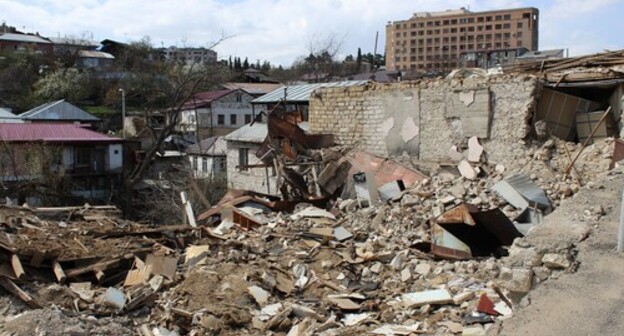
top-left (1, 0), bottom-right (622, 66)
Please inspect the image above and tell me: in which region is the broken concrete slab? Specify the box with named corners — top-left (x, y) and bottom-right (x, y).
top-left (333, 226), bottom-right (353, 242)
top-left (101, 287), bottom-right (126, 310)
top-left (467, 136), bottom-right (484, 163)
top-left (402, 288), bottom-right (453, 308)
top-left (458, 160), bottom-right (477, 180)
top-left (248, 285), bottom-right (270, 306)
top-left (371, 323), bottom-right (421, 335)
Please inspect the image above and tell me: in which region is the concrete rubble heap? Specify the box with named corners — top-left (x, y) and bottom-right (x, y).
top-left (0, 133), bottom-right (615, 336)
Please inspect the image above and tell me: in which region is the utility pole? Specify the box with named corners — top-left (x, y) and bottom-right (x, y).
top-left (119, 88), bottom-right (126, 139)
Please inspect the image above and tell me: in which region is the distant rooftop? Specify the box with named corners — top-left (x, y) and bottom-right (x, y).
top-left (186, 137), bottom-right (227, 156)
top-left (222, 83), bottom-right (282, 96)
top-left (0, 123), bottom-right (121, 143)
top-left (0, 33), bottom-right (51, 44)
top-left (252, 81), bottom-right (369, 104)
top-left (517, 49), bottom-right (565, 60)
top-left (48, 36), bottom-right (99, 47)
top-left (20, 100), bottom-right (100, 122)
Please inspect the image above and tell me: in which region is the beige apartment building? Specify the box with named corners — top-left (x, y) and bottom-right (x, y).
top-left (386, 7), bottom-right (538, 74)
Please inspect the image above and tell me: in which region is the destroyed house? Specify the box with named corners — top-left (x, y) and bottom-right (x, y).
top-left (0, 123), bottom-right (123, 203)
top-left (305, 50), bottom-right (624, 166)
top-left (224, 122), bottom-right (276, 194)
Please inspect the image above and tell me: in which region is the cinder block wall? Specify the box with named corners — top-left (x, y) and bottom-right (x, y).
top-left (309, 74), bottom-right (539, 164)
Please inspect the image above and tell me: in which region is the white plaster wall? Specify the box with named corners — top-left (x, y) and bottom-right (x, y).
top-left (226, 141), bottom-right (277, 195)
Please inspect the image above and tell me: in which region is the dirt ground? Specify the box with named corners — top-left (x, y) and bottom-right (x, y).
top-left (489, 169), bottom-right (624, 336)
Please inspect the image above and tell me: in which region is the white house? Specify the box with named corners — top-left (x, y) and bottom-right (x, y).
top-left (223, 122), bottom-right (277, 195)
top-left (186, 137), bottom-right (227, 179)
top-left (179, 88), bottom-right (256, 138)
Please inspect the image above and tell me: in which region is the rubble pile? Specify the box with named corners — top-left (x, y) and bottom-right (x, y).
top-left (0, 134), bottom-right (616, 335)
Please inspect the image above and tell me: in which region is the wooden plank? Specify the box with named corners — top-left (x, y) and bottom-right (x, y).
top-left (11, 254), bottom-right (25, 280)
top-left (0, 278), bottom-right (42, 308)
top-left (65, 258), bottom-right (124, 279)
top-left (52, 260), bottom-right (66, 283)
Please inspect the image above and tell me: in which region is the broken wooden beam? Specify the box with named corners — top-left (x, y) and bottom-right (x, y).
top-left (11, 254), bottom-right (25, 280)
top-left (0, 277), bottom-right (42, 308)
top-left (52, 260), bottom-right (66, 283)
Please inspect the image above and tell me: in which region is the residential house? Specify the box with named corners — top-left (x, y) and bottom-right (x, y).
top-left (0, 108), bottom-right (23, 123)
top-left (48, 36), bottom-right (99, 57)
top-left (0, 32), bottom-right (53, 54)
top-left (233, 68), bottom-right (280, 83)
top-left (224, 122), bottom-right (277, 195)
top-left (221, 83), bottom-right (282, 98)
top-left (19, 100), bottom-right (100, 127)
top-left (0, 123), bottom-right (123, 203)
top-left (186, 137), bottom-right (227, 179)
top-left (179, 88), bottom-right (256, 138)
top-left (251, 80), bottom-right (368, 121)
top-left (75, 50), bottom-right (115, 71)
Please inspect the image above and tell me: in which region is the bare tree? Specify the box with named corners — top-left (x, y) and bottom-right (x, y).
top-left (117, 36), bottom-right (231, 215)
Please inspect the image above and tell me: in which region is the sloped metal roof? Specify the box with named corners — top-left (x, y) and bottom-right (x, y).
top-left (19, 100), bottom-right (100, 121)
top-left (0, 33), bottom-right (51, 44)
top-left (251, 80), bottom-right (369, 104)
top-left (224, 122), bottom-right (268, 144)
top-left (186, 137), bottom-right (227, 156)
top-left (0, 123), bottom-right (121, 143)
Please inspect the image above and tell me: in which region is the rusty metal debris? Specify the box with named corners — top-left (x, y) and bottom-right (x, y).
top-left (431, 204), bottom-right (523, 259)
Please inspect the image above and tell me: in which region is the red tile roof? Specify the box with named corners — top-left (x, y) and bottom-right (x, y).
top-left (0, 123), bottom-right (122, 143)
top-left (182, 89), bottom-right (234, 109)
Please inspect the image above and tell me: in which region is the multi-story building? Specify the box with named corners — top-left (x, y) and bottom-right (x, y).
top-left (162, 46), bottom-right (217, 65)
top-left (385, 7), bottom-right (539, 74)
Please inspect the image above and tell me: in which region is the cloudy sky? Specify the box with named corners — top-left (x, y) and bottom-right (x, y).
top-left (1, 0), bottom-right (622, 66)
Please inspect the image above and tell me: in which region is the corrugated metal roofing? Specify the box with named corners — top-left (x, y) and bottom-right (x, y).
top-left (19, 100), bottom-right (100, 121)
top-left (224, 122), bottom-right (268, 144)
top-left (0, 123), bottom-right (121, 142)
top-left (222, 83), bottom-right (282, 95)
top-left (0, 33), bottom-right (51, 44)
top-left (251, 80), bottom-right (369, 104)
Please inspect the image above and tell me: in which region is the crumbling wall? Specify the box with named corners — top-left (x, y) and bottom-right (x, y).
top-left (226, 141), bottom-right (277, 195)
top-left (309, 75), bottom-right (539, 163)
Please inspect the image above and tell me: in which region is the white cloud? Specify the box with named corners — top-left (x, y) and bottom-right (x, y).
top-left (0, 0), bottom-right (621, 64)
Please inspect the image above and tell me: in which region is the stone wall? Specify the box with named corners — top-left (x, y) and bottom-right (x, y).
top-left (309, 75), bottom-right (540, 164)
top-left (226, 141), bottom-right (277, 195)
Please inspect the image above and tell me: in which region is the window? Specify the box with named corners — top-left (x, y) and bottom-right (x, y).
top-left (495, 15), bottom-right (502, 21)
top-left (235, 93), bottom-right (243, 102)
top-left (517, 31), bottom-right (523, 38)
top-left (217, 114), bottom-right (224, 125)
top-left (503, 23), bottom-right (511, 29)
top-left (517, 22), bottom-right (523, 29)
top-left (477, 17), bottom-right (484, 23)
top-left (75, 147), bottom-right (90, 167)
top-left (202, 157), bottom-right (209, 173)
top-left (238, 148), bottom-right (249, 170)
top-left (504, 14), bottom-right (511, 20)
top-left (495, 24), bottom-right (502, 30)
top-left (467, 18), bottom-right (474, 23)
top-left (245, 114), bottom-right (252, 124)
top-left (230, 114), bottom-right (237, 125)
